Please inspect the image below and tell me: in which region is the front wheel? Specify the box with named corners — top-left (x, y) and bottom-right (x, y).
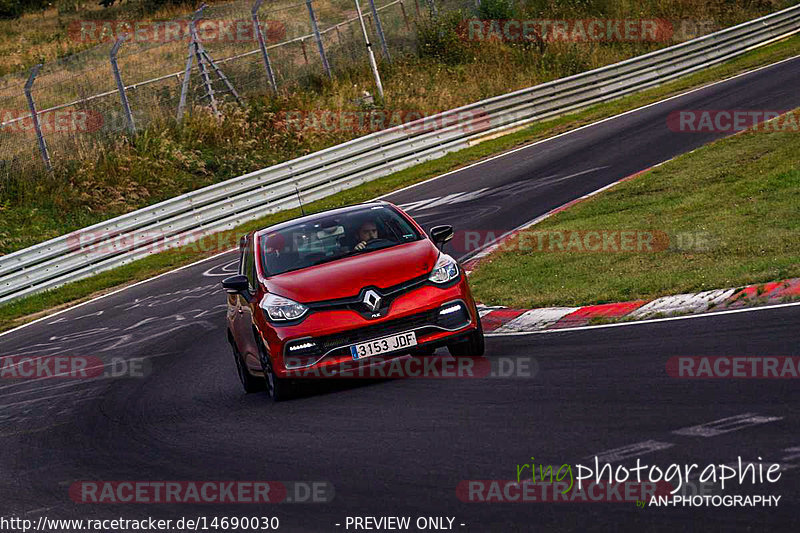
top-left (258, 341), bottom-right (293, 402)
top-left (231, 340), bottom-right (265, 393)
top-left (447, 316), bottom-right (485, 357)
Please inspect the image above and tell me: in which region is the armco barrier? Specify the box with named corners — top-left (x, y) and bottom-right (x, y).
top-left (2, 5), bottom-right (800, 304)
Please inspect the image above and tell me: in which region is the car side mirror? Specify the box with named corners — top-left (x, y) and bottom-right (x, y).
top-left (222, 275), bottom-right (249, 294)
top-left (430, 225), bottom-right (454, 249)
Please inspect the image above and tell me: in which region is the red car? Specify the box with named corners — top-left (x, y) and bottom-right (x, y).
top-left (223, 201), bottom-right (484, 400)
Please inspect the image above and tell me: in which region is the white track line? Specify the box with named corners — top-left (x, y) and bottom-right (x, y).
top-left (3, 54), bottom-right (799, 341)
top-left (376, 53), bottom-right (800, 201)
top-left (485, 301), bottom-right (800, 336)
top-left (0, 249), bottom-right (235, 340)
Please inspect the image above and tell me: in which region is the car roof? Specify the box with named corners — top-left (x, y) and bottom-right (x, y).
top-left (254, 201), bottom-right (393, 237)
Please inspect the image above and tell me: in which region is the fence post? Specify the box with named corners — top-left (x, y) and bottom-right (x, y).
top-left (252, 0), bottom-right (278, 94)
top-left (354, 0), bottom-right (384, 100)
top-left (305, 0), bottom-right (332, 78)
top-left (426, 0), bottom-right (438, 18)
top-left (192, 4), bottom-right (219, 116)
top-left (177, 47), bottom-right (194, 122)
top-left (367, 0), bottom-right (391, 63)
top-left (177, 7), bottom-right (200, 122)
top-left (24, 64), bottom-right (51, 172)
top-left (110, 35), bottom-right (135, 135)
top-left (399, 0), bottom-right (410, 31)
top-left (300, 38), bottom-right (309, 64)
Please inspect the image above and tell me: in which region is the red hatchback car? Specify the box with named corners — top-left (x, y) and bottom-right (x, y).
top-left (223, 201), bottom-right (484, 400)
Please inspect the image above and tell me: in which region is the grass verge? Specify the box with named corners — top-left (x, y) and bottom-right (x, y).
top-left (468, 110), bottom-right (800, 308)
top-left (3, 1), bottom-right (792, 253)
top-left (2, 35), bottom-right (800, 332)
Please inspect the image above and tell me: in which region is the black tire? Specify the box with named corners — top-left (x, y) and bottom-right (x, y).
top-left (258, 341), bottom-right (293, 402)
top-left (447, 315), bottom-right (485, 357)
top-left (230, 340), bottom-right (266, 393)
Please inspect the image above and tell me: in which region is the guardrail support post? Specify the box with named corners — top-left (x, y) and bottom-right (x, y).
top-left (24, 64), bottom-right (51, 172)
top-left (368, 0), bottom-right (391, 63)
top-left (110, 35), bottom-right (136, 135)
top-left (354, 0), bottom-right (384, 100)
top-left (252, 0), bottom-right (278, 94)
top-left (305, 0), bottom-right (332, 78)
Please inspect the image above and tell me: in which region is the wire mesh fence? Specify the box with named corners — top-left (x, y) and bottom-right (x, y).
top-left (0, 0), bottom-right (466, 176)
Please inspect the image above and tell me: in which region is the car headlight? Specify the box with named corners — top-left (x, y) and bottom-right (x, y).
top-left (428, 253), bottom-right (460, 284)
top-left (260, 293), bottom-right (309, 321)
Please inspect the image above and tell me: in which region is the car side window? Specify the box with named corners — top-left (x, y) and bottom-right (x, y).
top-left (243, 237), bottom-right (257, 293)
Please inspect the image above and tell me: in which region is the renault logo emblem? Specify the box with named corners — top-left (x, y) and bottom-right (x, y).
top-left (363, 289), bottom-right (382, 312)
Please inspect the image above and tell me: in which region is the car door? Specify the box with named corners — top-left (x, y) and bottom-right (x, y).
top-left (237, 234), bottom-right (261, 374)
top-left (226, 239), bottom-right (246, 347)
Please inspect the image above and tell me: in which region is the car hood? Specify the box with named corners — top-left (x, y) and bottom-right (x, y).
top-left (264, 240), bottom-right (440, 302)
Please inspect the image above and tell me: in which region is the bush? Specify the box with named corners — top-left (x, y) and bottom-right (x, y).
top-left (477, 0), bottom-right (516, 20)
top-left (138, 0), bottom-right (187, 16)
top-left (416, 10), bottom-right (471, 65)
top-left (0, 0), bottom-right (55, 19)
top-left (0, 0), bottom-right (22, 19)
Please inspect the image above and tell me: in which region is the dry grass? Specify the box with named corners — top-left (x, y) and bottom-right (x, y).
top-left (0, 0), bottom-right (795, 254)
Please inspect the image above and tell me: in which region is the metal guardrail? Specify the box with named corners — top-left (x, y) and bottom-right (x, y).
top-left (2, 5), bottom-right (800, 305)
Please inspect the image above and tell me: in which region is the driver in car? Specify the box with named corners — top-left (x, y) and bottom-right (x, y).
top-left (353, 220), bottom-right (379, 251)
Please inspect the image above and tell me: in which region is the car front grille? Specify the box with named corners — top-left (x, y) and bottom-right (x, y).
top-left (317, 308), bottom-right (441, 353)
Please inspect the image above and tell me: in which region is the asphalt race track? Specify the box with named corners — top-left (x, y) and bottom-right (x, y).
top-left (1, 56), bottom-right (799, 531)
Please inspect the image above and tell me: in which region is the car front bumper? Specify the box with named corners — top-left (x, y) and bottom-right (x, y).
top-left (259, 278), bottom-right (479, 378)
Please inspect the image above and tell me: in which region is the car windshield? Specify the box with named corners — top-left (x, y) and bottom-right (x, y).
top-left (259, 205), bottom-right (422, 276)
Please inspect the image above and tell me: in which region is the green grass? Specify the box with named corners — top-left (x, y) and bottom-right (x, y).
top-left (3, 1), bottom-right (795, 254)
top-left (468, 113), bottom-right (800, 308)
top-left (2, 34), bottom-right (800, 332)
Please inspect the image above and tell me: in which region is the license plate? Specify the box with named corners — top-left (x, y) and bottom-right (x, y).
top-left (350, 331), bottom-right (417, 360)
